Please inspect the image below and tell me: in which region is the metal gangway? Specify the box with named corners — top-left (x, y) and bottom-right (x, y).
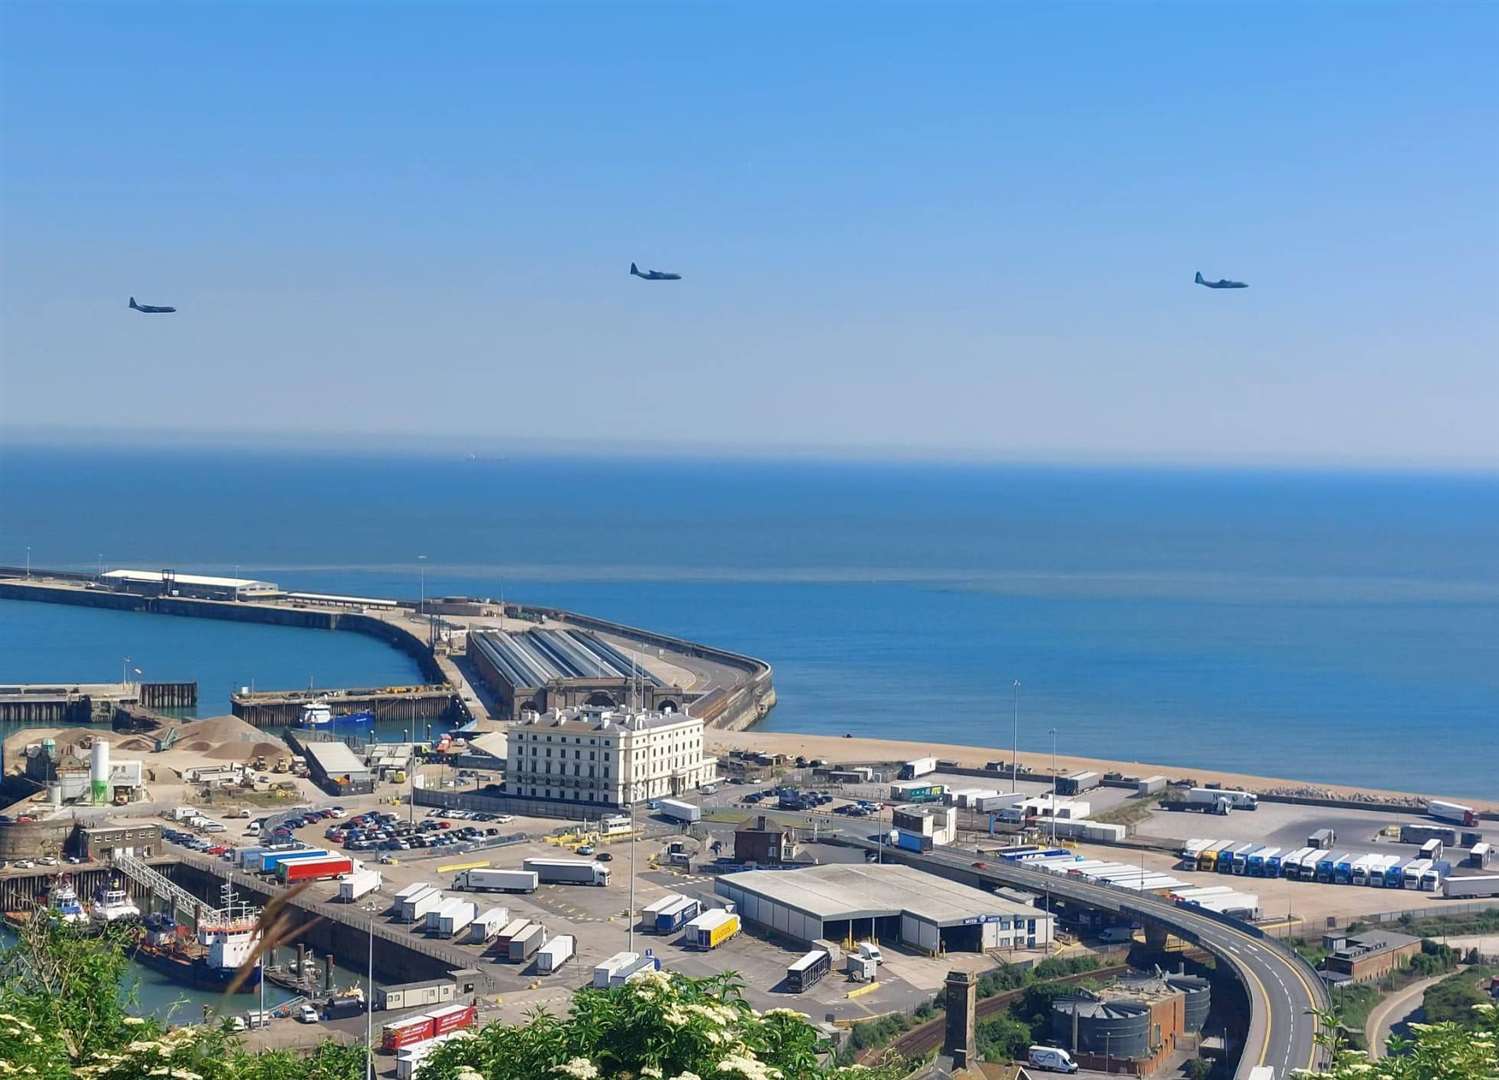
top-left (110, 852), bottom-right (211, 924)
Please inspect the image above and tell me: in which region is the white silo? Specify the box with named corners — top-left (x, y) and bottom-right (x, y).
top-left (90, 739), bottom-right (111, 805)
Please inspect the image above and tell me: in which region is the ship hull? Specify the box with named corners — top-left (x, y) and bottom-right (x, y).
top-left (134, 945), bottom-right (262, 992)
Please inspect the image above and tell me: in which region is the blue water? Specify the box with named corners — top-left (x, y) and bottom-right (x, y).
top-left (2, 445), bottom-right (1496, 798)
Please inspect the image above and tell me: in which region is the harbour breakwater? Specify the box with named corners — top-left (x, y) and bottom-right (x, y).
top-left (0, 572), bottom-right (776, 732)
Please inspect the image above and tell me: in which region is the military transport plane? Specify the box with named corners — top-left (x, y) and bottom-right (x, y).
top-left (1194, 271), bottom-right (1247, 290)
top-left (630, 262), bottom-right (682, 281)
top-left (129, 297), bottom-right (177, 313)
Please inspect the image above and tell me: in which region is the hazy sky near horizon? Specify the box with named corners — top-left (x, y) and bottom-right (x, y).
top-left (2, 3), bottom-right (1495, 468)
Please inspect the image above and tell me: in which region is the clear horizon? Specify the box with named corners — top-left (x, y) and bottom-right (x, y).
top-left (2, 4), bottom-right (1496, 468)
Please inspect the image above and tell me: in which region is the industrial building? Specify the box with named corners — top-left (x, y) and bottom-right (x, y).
top-left (891, 804), bottom-right (957, 851)
top-left (74, 822), bottom-right (162, 861)
top-left (715, 863), bottom-right (1052, 953)
top-left (469, 628), bottom-right (696, 719)
top-left (301, 740), bottom-right (375, 796)
top-left (506, 706), bottom-right (717, 807)
top-left (1050, 969), bottom-right (1210, 1075)
top-left (1319, 930), bottom-right (1422, 986)
top-left (20, 736), bottom-right (144, 806)
top-left (101, 568), bottom-right (283, 602)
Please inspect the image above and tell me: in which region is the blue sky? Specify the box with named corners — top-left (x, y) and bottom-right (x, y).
top-left (1, 3), bottom-right (1495, 466)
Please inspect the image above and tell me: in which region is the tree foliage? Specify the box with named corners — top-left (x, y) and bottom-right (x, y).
top-left (1301, 1000), bottom-right (1499, 1079)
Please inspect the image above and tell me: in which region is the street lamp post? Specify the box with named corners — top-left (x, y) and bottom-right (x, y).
top-left (25, 546), bottom-right (31, 579)
top-left (364, 905), bottom-right (377, 1080)
top-left (627, 800), bottom-right (637, 953)
top-left (122, 656), bottom-right (132, 686)
top-left (1049, 728), bottom-right (1058, 847)
top-left (1011, 679), bottom-right (1021, 793)
top-left (417, 554), bottom-right (427, 615)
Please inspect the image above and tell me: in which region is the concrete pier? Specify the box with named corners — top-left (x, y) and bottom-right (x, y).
top-left (230, 685), bottom-right (461, 729)
top-left (0, 682), bottom-right (196, 725)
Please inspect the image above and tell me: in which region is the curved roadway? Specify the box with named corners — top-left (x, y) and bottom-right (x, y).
top-left (851, 838), bottom-right (1327, 1079)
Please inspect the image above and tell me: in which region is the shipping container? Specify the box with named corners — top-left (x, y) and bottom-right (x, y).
top-left (593, 951), bottom-right (640, 988)
top-left (1428, 800), bottom-right (1479, 827)
top-left (454, 868), bottom-right (539, 893)
top-left (536, 934), bottom-right (575, 974)
top-left (1135, 775), bottom-right (1167, 796)
top-left (399, 886), bottom-right (445, 924)
top-left (381, 1014), bottom-right (436, 1051)
top-left (375, 978), bottom-right (455, 1012)
top-left (1442, 874), bottom-right (1499, 899)
top-left (642, 894), bottom-right (685, 925)
top-left (337, 868), bottom-right (381, 902)
top-left (684, 909), bottom-right (740, 950)
top-left (279, 855), bottom-right (355, 884)
top-left (655, 895), bottom-right (701, 933)
top-left (523, 858), bottom-right (610, 886)
top-left (467, 907), bottom-right (510, 943)
top-left (786, 949), bottom-right (831, 992)
top-left (507, 923), bottom-right (546, 962)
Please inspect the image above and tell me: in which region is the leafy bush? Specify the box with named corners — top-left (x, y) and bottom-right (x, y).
top-left (975, 1014), bottom-right (1031, 1063)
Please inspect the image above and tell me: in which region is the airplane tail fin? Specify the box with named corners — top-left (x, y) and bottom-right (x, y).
top-left (1194, 272), bottom-right (1204, 284)
top-left (630, 262), bottom-right (640, 276)
top-left (129, 296), bottom-right (139, 309)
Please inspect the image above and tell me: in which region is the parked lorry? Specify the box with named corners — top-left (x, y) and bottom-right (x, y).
top-left (1419, 860), bottom-right (1452, 891)
top-left (428, 1003), bottom-right (477, 1038)
top-left (467, 907), bottom-right (510, 943)
top-left (507, 922), bottom-right (546, 963)
top-left (593, 951), bottom-right (640, 988)
top-left (1399, 823), bottom-right (1457, 846)
top-left (425, 898), bottom-right (478, 938)
top-left (1429, 800), bottom-right (1479, 827)
top-left (259, 848), bottom-right (327, 875)
top-left (655, 799), bottom-right (701, 824)
top-left (1055, 771), bottom-right (1100, 796)
top-left (454, 867), bottom-right (539, 893)
top-left (1187, 787), bottom-right (1257, 811)
top-left (684, 909), bottom-right (740, 950)
top-left (655, 895), bottom-right (701, 934)
top-left (1442, 874), bottom-right (1499, 899)
top-left (390, 881), bottom-right (432, 913)
top-left (1246, 847), bottom-right (1280, 876)
top-left (279, 854), bottom-right (354, 884)
top-left (1470, 842), bottom-right (1493, 869)
top-left (609, 952), bottom-right (663, 988)
top-left (642, 893), bottom-right (684, 928)
top-left (536, 934), bottom-right (575, 974)
top-left (399, 886), bottom-right (444, 924)
top-left (337, 868), bottom-right (381, 902)
top-left (523, 858), bottom-right (610, 886)
top-left (1306, 828), bottom-right (1336, 848)
top-left (381, 1015), bottom-right (436, 1051)
top-left (786, 949), bottom-right (831, 992)
top-left (898, 757), bottom-right (937, 780)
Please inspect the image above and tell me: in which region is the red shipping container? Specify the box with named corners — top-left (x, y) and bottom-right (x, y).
top-left (282, 856), bottom-right (355, 883)
top-left (381, 1014), bottom-right (436, 1050)
top-left (429, 1003), bottom-right (476, 1035)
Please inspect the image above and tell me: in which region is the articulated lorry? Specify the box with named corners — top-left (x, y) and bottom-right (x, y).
top-left (1177, 787), bottom-right (1258, 814)
top-left (523, 858), bottom-right (610, 886)
top-left (1428, 800), bottom-right (1479, 827)
top-left (453, 868), bottom-right (539, 893)
top-left (655, 799), bottom-right (702, 825)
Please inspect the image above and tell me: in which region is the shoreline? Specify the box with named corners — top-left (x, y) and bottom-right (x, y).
top-left (708, 727), bottom-right (1499, 812)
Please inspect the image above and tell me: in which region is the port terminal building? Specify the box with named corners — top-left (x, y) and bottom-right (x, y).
top-left (714, 863), bottom-right (1052, 953)
top-left (469, 628), bottom-right (698, 720)
top-left (100, 569), bottom-right (284, 602)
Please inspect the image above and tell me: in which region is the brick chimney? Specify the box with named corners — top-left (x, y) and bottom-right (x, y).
top-left (943, 969), bottom-right (976, 1069)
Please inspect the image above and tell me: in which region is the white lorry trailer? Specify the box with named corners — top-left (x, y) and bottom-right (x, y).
top-left (655, 799), bottom-right (701, 824)
top-left (467, 907), bottom-right (510, 943)
top-left (523, 858), bottom-right (611, 886)
top-left (453, 868), bottom-right (539, 893)
top-left (337, 868), bottom-right (381, 902)
top-left (536, 935), bottom-right (575, 974)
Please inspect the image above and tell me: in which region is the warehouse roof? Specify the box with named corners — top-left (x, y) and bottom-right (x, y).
top-left (102, 569), bottom-right (280, 590)
top-left (719, 864), bottom-right (1040, 927)
top-left (301, 740), bottom-right (368, 776)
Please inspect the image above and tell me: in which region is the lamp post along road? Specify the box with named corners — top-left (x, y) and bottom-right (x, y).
top-left (1011, 679), bottom-right (1020, 793)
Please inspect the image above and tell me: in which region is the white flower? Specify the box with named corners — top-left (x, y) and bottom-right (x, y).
top-left (715, 1054), bottom-right (778, 1080)
top-left (554, 1058), bottom-right (601, 1079)
top-left (122, 1016), bottom-right (147, 1026)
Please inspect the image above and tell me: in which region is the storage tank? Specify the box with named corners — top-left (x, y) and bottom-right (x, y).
top-left (1051, 997), bottom-right (1150, 1059)
top-left (48, 782), bottom-right (63, 808)
top-left (1165, 974), bottom-right (1212, 1032)
top-left (90, 739), bottom-right (110, 805)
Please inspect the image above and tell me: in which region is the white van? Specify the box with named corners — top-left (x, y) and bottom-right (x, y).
top-left (856, 941), bottom-right (883, 965)
top-left (1028, 1046), bottom-right (1078, 1073)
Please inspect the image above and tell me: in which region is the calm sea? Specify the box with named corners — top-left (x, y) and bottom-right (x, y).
top-left (2, 445), bottom-right (1496, 798)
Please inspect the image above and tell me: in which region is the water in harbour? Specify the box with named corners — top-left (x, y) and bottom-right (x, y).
top-left (2, 444), bottom-right (1496, 797)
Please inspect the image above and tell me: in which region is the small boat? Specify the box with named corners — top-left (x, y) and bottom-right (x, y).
top-left (48, 877), bottom-right (88, 924)
top-left (91, 880), bottom-right (142, 925)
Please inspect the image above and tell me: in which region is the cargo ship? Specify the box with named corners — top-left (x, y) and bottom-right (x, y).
top-left (134, 885), bottom-right (262, 992)
top-left (296, 702), bottom-right (375, 731)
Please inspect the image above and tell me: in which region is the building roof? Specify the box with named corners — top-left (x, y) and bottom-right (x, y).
top-left (301, 740), bottom-right (368, 775)
top-left (467, 731), bottom-right (509, 761)
top-left (516, 706), bottom-right (698, 734)
top-left (471, 628), bottom-right (661, 689)
top-left (719, 863), bottom-right (1042, 927)
top-left (103, 569), bottom-right (279, 590)
top-left (1329, 929), bottom-right (1420, 959)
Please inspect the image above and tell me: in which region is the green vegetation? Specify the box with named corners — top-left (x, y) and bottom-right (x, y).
top-left (1421, 965), bottom-right (1496, 1028)
top-left (837, 1012), bottom-right (913, 1064)
top-left (1308, 1000), bottom-right (1499, 1078)
top-left (0, 920), bottom-right (906, 1080)
top-left (974, 1013), bottom-right (1031, 1062)
top-left (1372, 907), bottom-right (1499, 938)
top-left (974, 954), bottom-right (1102, 1000)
